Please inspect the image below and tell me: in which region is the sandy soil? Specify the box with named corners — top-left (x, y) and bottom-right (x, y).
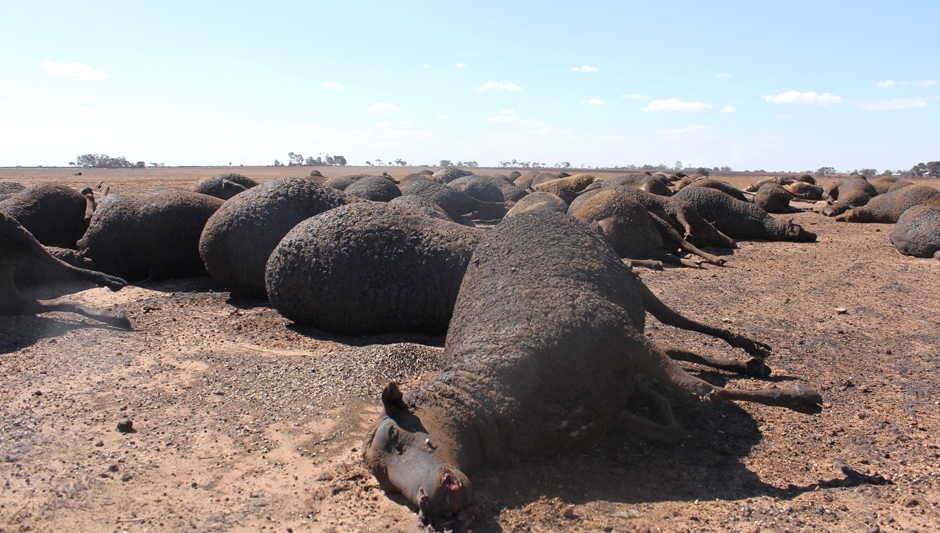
top-left (1, 168), bottom-right (939, 532)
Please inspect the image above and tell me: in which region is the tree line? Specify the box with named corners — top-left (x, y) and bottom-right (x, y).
top-left (275, 152), bottom-right (347, 167)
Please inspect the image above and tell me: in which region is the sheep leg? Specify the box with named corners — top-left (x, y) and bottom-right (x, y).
top-left (18, 297), bottom-right (132, 329)
top-left (637, 281), bottom-right (772, 361)
top-left (663, 345), bottom-right (772, 378)
top-left (624, 259), bottom-right (664, 271)
top-left (648, 212), bottom-right (726, 266)
top-left (648, 250), bottom-right (701, 269)
top-left (617, 381), bottom-right (684, 443)
top-left (634, 338), bottom-right (822, 414)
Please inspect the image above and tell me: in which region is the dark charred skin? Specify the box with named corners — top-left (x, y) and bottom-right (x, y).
top-left (0, 211), bottom-right (131, 328)
top-left (363, 211), bottom-right (822, 524)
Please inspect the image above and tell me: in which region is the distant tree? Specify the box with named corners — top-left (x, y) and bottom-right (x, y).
top-left (149, 162), bottom-right (165, 167)
top-left (720, 166), bottom-right (732, 172)
top-left (68, 161), bottom-right (76, 167)
top-left (287, 152), bottom-right (304, 166)
top-left (881, 169), bottom-right (893, 176)
top-left (274, 159), bottom-right (283, 167)
top-left (674, 160), bottom-right (683, 171)
top-left (333, 155), bottom-right (347, 166)
top-left (365, 161), bottom-right (373, 166)
top-left (696, 167), bottom-right (711, 176)
top-left (859, 168), bottom-right (877, 177)
top-left (816, 166), bottom-right (835, 177)
top-left (464, 161), bottom-right (478, 168)
top-left (556, 161), bottom-right (571, 168)
top-left (135, 161), bottom-right (146, 168)
top-left (498, 161), bottom-right (510, 168)
top-left (926, 161), bottom-right (940, 178)
top-left (439, 159), bottom-right (452, 167)
top-left (374, 158), bottom-right (384, 166)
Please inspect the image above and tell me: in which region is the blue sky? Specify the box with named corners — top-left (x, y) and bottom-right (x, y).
top-left (1, 1), bottom-right (937, 171)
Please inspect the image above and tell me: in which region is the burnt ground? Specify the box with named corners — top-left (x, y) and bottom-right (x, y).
top-left (1, 168), bottom-right (939, 533)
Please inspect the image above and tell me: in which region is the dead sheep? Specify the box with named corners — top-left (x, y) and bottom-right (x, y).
top-left (682, 179), bottom-right (748, 202)
top-left (0, 183), bottom-right (91, 249)
top-left (600, 174), bottom-right (674, 197)
top-left (432, 167), bottom-right (474, 184)
top-left (0, 182), bottom-right (25, 201)
top-left (78, 189), bottom-right (224, 281)
top-left (199, 178), bottom-right (348, 298)
top-left (674, 186), bottom-right (816, 242)
top-left (191, 173), bottom-right (259, 201)
top-left (1, 211), bottom-right (130, 328)
top-left (754, 183), bottom-right (795, 213)
top-left (504, 192), bottom-right (569, 218)
top-left (449, 175), bottom-right (527, 203)
top-left (531, 174), bottom-right (598, 203)
top-left (399, 179), bottom-right (506, 222)
top-left (823, 177), bottom-right (879, 217)
top-left (569, 189), bottom-right (726, 267)
top-left (783, 181), bottom-right (825, 200)
top-left (837, 185), bottom-right (940, 223)
top-left (890, 205), bottom-right (940, 259)
top-left (363, 211), bottom-right (821, 523)
top-left (344, 175), bottom-right (403, 202)
top-left (265, 203), bottom-right (483, 335)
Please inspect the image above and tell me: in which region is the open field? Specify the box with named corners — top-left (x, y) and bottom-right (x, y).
top-left (1, 168), bottom-right (939, 532)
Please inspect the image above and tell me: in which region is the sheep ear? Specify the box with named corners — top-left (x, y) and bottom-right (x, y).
top-left (382, 382), bottom-right (409, 416)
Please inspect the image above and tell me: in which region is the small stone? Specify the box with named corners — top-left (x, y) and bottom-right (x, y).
top-left (116, 419), bottom-right (136, 434)
top-left (563, 507), bottom-right (577, 519)
top-left (33, 390), bottom-right (42, 396)
top-left (121, 473), bottom-right (132, 482)
top-left (815, 505), bottom-right (825, 515)
top-left (903, 497), bottom-right (919, 507)
top-left (94, 441), bottom-right (104, 447)
top-left (315, 471), bottom-right (333, 482)
top-left (191, 481), bottom-right (198, 488)
top-left (869, 526), bottom-right (880, 533)
top-left (602, 526), bottom-right (613, 532)
top-left (108, 464), bottom-right (119, 472)
top-left (835, 307), bottom-right (847, 314)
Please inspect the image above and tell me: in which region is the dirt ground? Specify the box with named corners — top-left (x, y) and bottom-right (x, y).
top-left (1, 167), bottom-right (939, 533)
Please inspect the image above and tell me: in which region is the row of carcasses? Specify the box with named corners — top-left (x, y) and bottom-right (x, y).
top-left (2, 168), bottom-right (938, 334)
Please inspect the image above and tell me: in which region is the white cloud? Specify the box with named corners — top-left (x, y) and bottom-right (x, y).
top-left (374, 121), bottom-right (391, 129)
top-left (367, 103), bottom-right (404, 114)
top-left (572, 65), bottom-right (598, 72)
top-left (521, 118), bottom-right (545, 127)
top-left (716, 73), bottom-right (732, 78)
top-left (68, 108), bottom-right (98, 119)
top-left (655, 125), bottom-right (713, 139)
top-left (436, 114), bottom-right (449, 119)
top-left (476, 81), bottom-right (522, 92)
top-left (322, 81), bottom-right (342, 90)
top-left (877, 80), bottom-right (896, 88)
top-left (422, 64), bottom-right (431, 68)
top-left (910, 80), bottom-right (938, 87)
top-left (582, 98), bottom-right (605, 105)
top-left (622, 94), bottom-right (649, 100)
top-left (489, 109), bottom-right (519, 122)
top-left (720, 105), bottom-right (736, 113)
top-left (644, 99), bottom-right (712, 113)
top-left (762, 90), bottom-right (844, 105)
top-left (41, 60), bottom-right (107, 80)
top-left (455, 63), bottom-right (467, 69)
top-left (859, 97), bottom-right (929, 111)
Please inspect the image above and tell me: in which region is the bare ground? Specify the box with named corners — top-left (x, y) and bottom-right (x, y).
top-left (1, 168), bottom-right (939, 533)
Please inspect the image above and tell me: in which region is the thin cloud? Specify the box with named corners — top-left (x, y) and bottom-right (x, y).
top-left (455, 63), bottom-right (467, 69)
top-left (716, 73), bottom-right (732, 78)
top-left (655, 125), bottom-right (713, 139)
top-left (859, 98), bottom-right (928, 111)
top-left (622, 94), bottom-right (649, 100)
top-left (41, 60), bottom-right (107, 80)
top-left (476, 82), bottom-right (522, 92)
top-left (488, 109), bottom-right (519, 122)
top-left (879, 79), bottom-right (938, 88)
top-left (436, 114), bottom-right (449, 119)
top-left (422, 64), bottom-right (431, 68)
top-left (367, 103), bottom-right (404, 114)
top-left (644, 99), bottom-right (712, 113)
top-left (720, 105), bottom-right (736, 113)
top-left (68, 108), bottom-right (98, 119)
top-left (582, 98), bottom-right (605, 105)
top-left (322, 81), bottom-right (342, 90)
top-left (572, 65), bottom-right (598, 72)
top-left (762, 91), bottom-right (844, 105)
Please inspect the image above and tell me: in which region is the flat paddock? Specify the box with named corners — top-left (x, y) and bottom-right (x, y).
top-left (1, 167), bottom-right (938, 532)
